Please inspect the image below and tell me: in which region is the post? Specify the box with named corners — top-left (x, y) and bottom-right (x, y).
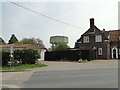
top-left (9, 44), bottom-right (14, 68)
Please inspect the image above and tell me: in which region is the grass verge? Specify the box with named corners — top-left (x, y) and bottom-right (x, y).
top-left (0, 63), bottom-right (47, 71)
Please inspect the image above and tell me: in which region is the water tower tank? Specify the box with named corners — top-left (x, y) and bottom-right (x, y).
top-left (50, 36), bottom-right (68, 45)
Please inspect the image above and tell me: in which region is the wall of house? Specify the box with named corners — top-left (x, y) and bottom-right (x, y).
top-left (40, 49), bottom-right (46, 60)
top-left (96, 43), bottom-right (108, 59)
top-left (75, 35), bottom-right (110, 59)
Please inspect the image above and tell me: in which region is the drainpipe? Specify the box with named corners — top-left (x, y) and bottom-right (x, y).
top-left (105, 40), bottom-right (110, 60)
top-left (118, 37), bottom-right (120, 59)
top-left (92, 47), bottom-right (96, 60)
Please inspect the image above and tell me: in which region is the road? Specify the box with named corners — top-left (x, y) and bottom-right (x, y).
top-left (21, 68), bottom-right (118, 88)
top-left (2, 60), bottom-right (118, 88)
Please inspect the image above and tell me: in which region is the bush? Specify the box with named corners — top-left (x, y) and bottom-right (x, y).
top-left (52, 43), bottom-right (70, 51)
top-left (15, 49), bottom-right (40, 64)
top-left (2, 51), bottom-right (10, 66)
top-left (2, 49), bottom-right (40, 66)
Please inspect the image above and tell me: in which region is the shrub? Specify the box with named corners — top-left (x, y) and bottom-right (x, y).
top-left (2, 49), bottom-right (40, 66)
top-left (15, 49), bottom-right (40, 64)
top-left (2, 51), bottom-right (10, 66)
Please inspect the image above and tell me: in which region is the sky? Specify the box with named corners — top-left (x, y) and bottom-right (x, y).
top-left (1, 0), bottom-right (119, 48)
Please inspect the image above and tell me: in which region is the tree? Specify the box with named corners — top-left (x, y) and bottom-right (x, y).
top-left (0, 38), bottom-right (6, 45)
top-left (52, 43), bottom-right (70, 51)
top-left (18, 38), bottom-right (44, 46)
top-left (8, 34), bottom-right (18, 44)
top-left (18, 38), bottom-right (36, 45)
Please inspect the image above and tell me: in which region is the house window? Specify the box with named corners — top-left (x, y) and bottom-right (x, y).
top-left (83, 36), bottom-right (89, 43)
top-left (95, 35), bottom-right (102, 42)
top-left (98, 48), bottom-right (102, 55)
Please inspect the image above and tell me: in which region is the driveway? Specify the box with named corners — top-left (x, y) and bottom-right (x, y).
top-left (2, 60), bottom-right (118, 88)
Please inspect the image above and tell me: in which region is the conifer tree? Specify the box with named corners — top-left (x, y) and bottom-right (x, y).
top-left (8, 34), bottom-right (18, 44)
top-left (0, 38), bottom-right (6, 45)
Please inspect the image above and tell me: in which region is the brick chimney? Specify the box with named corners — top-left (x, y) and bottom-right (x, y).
top-left (90, 18), bottom-right (94, 28)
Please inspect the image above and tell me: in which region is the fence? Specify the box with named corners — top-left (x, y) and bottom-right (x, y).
top-left (45, 50), bottom-right (91, 61)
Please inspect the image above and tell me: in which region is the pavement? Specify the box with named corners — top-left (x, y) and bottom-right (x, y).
top-left (1, 60), bottom-right (118, 88)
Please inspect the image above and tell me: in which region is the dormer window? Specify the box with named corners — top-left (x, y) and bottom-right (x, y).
top-left (83, 36), bottom-right (89, 43)
top-left (95, 35), bottom-right (102, 42)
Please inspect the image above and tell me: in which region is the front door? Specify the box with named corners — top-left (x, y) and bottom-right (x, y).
top-left (112, 47), bottom-right (118, 59)
top-left (113, 49), bottom-right (116, 58)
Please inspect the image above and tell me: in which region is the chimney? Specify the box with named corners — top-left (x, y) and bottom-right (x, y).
top-left (103, 29), bottom-right (105, 31)
top-left (90, 18), bottom-right (94, 28)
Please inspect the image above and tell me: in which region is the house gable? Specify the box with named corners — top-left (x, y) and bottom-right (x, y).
top-left (82, 26), bottom-right (102, 36)
top-left (76, 18), bottom-right (106, 43)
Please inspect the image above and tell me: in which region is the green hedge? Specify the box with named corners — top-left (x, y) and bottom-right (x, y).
top-left (2, 51), bottom-right (10, 66)
top-left (2, 49), bottom-right (40, 66)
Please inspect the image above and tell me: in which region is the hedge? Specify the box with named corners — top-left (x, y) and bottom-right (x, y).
top-left (2, 51), bottom-right (10, 66)
top-left (2, 49), bottom-right (40, 66)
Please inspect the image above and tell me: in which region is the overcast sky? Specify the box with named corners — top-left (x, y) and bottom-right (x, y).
top-left (1, 0), bottom-right (119, 48)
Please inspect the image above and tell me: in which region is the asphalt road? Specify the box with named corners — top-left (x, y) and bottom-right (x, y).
top-left (2, 60), bottom-right (118, 88)
top-left (21, 68), bottom-right (118, 88)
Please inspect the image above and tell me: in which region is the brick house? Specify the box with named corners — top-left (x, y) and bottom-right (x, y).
top-left (75, 18), bottom-right (120, 59)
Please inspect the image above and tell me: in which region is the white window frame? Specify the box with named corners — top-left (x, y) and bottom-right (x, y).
top-left (98, 48), bottom-right (102, 55)
top-left (83, 36), bottom-right (89, 43)
top-left (95, 35), bottom-right (102, 42)
top-left (119, 36), bottom-right (120, 40)
top-left (119, 49), bottom-right (120, 55)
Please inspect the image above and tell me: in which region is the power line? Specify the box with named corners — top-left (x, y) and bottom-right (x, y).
top-left (7, 0), bottom-right (81, 29)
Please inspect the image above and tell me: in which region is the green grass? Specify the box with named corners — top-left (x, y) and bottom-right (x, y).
top-left (0, 63), bottom-right (47, 70)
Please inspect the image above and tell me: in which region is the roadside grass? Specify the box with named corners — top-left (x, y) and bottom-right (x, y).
top-left (0, 63), bottom-right (47, 70)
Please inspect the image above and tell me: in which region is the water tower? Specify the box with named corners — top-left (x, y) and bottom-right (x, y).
top-left (50, 36), bottom-right (69, 49)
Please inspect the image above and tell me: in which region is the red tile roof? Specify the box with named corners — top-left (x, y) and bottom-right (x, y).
top-left (2, 44), bottom-right (25, 48)
top-left (108, 30), bottom-right (120, 41)
top-left (2, 44), bottom-right (46, 49)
